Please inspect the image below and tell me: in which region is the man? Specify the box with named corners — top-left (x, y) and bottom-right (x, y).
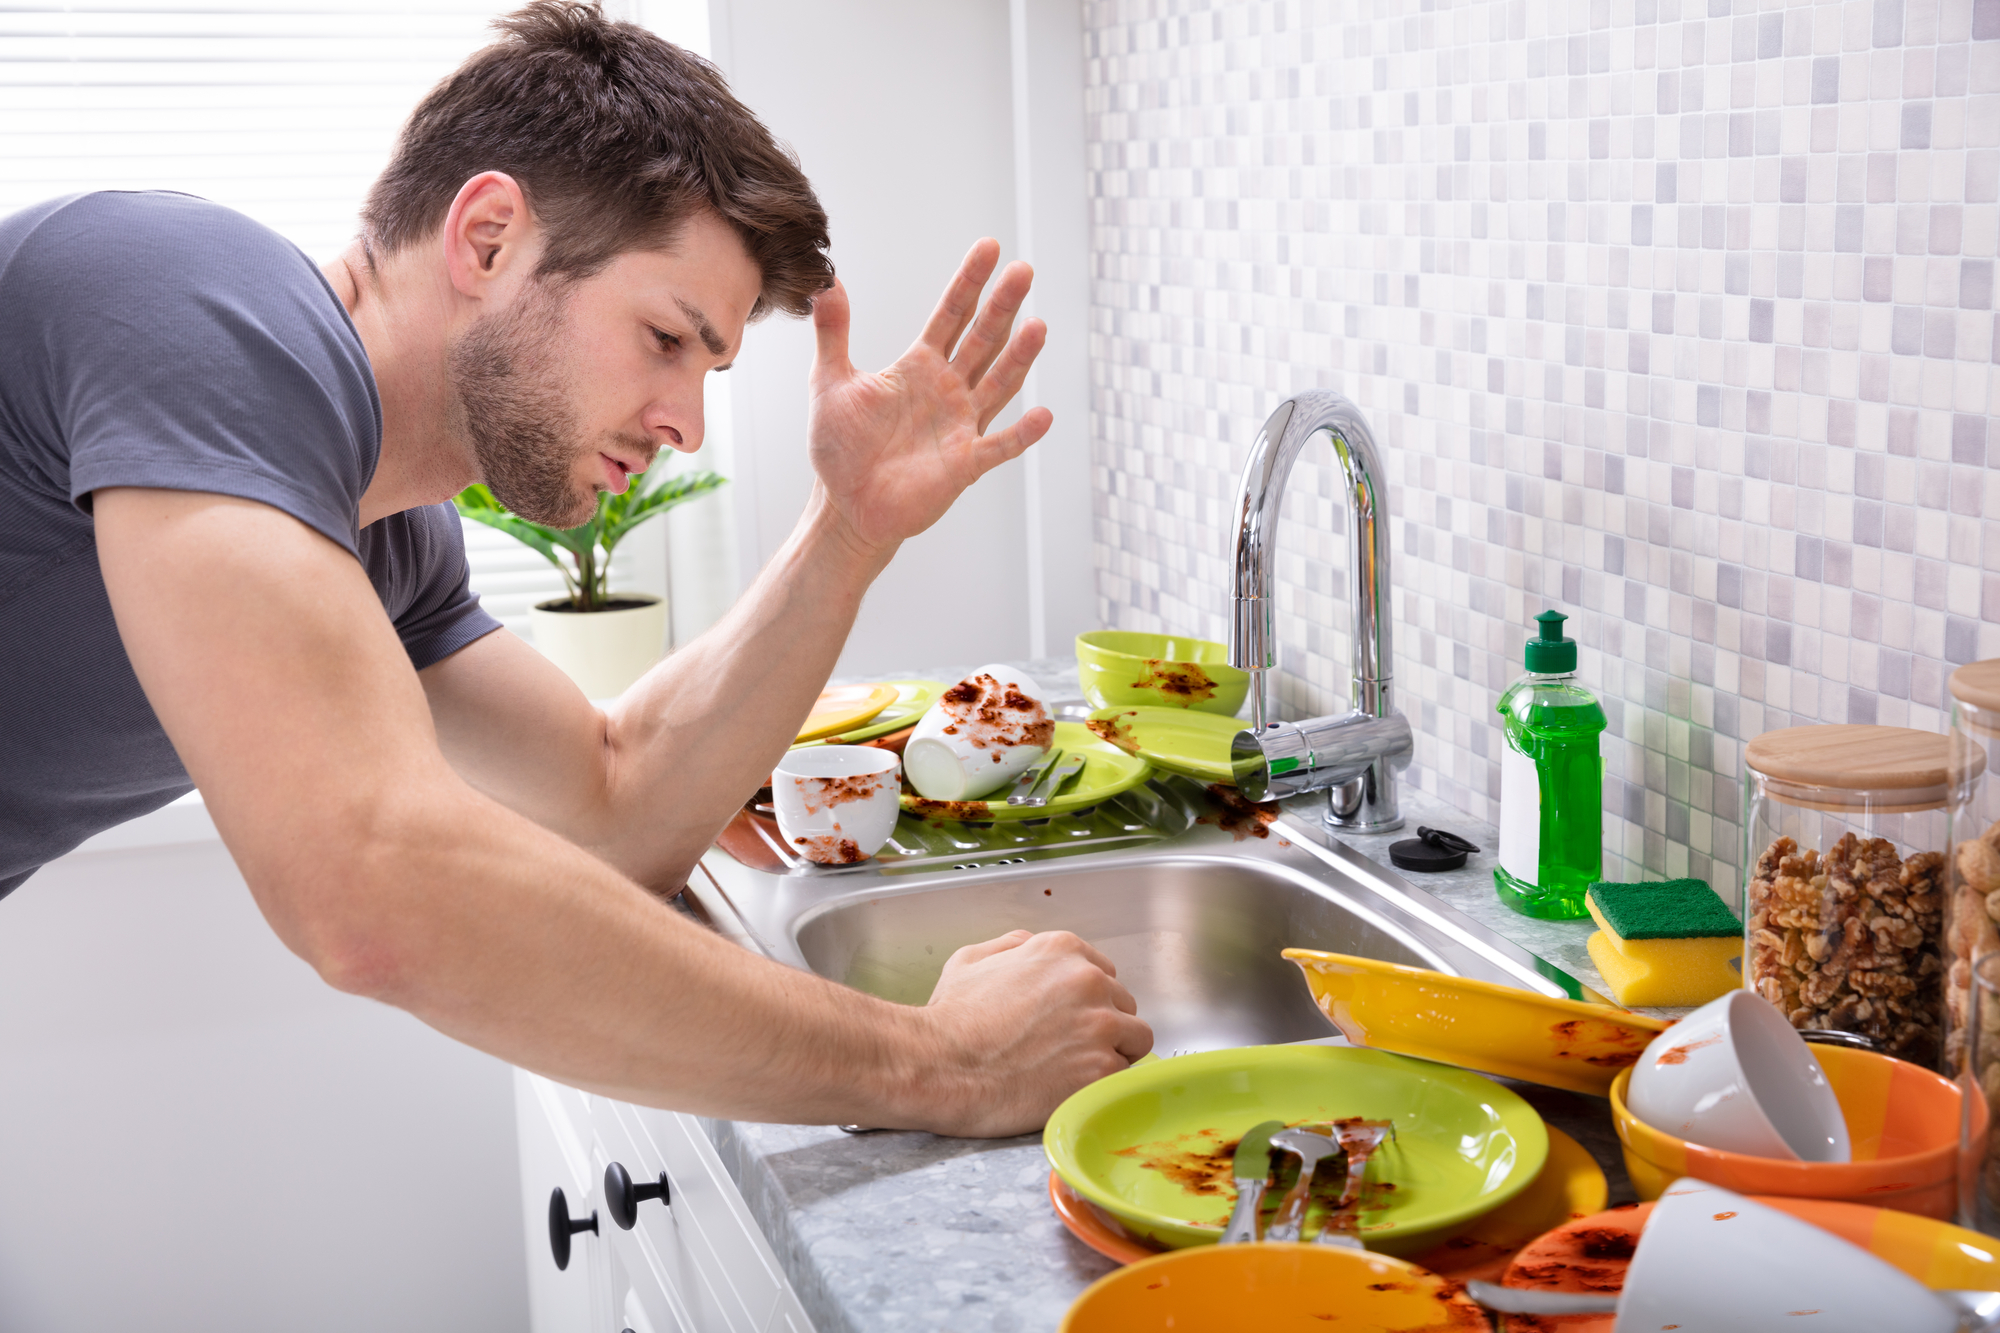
top-left (0, 1), bottom-right (1150, 1136)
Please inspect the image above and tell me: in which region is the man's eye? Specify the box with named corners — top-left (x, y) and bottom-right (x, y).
top-left (652, 328), bottom-right (681, 352)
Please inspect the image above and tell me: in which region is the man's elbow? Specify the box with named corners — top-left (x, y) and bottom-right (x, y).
top-left (244, 813), bottom-right (442, 1005)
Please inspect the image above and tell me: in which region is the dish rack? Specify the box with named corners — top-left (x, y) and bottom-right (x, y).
top-left (716, 772), bottom-right (1216, 877)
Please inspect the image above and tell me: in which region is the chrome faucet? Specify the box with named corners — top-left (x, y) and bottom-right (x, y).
top-left (1227, 391), bottom-right (1411, 832)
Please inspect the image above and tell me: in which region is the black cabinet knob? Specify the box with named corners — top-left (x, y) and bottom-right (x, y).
top-left (605, 1160), bottom-right (671, 1230)
top-left (547, 1187), bottom-right (598, 1271)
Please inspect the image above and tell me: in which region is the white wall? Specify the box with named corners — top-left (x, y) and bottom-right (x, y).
top-left (0, 835), bottom-right (528, 1332)
top-left (702, 0), bottom-right (1096, 674)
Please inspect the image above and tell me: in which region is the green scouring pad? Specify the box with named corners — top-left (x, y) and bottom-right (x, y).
top-left (1587, 878), bottom-right (1739, 940)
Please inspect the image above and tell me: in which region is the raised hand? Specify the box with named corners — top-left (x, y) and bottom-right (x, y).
top-left (805, 239), bottom-right (1051, 556)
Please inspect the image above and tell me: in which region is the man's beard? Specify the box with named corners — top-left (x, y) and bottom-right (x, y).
top-left (449, 281), bottom-right (598, 528)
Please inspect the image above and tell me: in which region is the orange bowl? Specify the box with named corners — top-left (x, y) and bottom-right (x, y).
top-left (1609, 1042), bottom-right (1966, 1219)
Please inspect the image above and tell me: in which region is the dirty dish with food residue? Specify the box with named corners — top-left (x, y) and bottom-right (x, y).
top-left (1059, 1241), bottom-right (1489, 1333)
top-left (1043, 1043), bottom-right (1547, 1255)
top-left (1484, 1188), bottom-right (1999, 1333)
top-left (902, 665), bottom-right (1055, 801)
top-left (1084, 705), bottom-right (1245, 785)
top-left (1049, 1123), bottom-right (1606, 1279)
top-left (1609, 1040), bottom-right (1964, 1218)
top-left (771, 745), bottom-right (902, 865)
top-left (899, 721), bottom-right (1151, 823)
top-left (1284, 948), bottom-right (1667, 1096)
top-left (1075, 630), bottom-right (1251, 716)
top-left (1624, 990), bottom-right (1850, 1162)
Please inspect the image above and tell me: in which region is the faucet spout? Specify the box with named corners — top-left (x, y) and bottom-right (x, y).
top-left (1226, 391), bottom-right (1407, 831)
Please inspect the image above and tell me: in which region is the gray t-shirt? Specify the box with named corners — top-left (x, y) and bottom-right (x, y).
top-left (0, 191), bottom-right (500, 899)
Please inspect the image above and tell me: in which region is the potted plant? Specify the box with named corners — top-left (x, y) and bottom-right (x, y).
top-left (455, 467), bottom-right (727, 699)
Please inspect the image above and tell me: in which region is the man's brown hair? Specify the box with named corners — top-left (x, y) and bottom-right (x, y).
top-left (362, 0), bottom-right (831, 317)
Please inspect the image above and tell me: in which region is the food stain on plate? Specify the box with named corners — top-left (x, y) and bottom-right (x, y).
top-left (1132, 658), bottom-right (1219, 704)
top-left (1085, 711), bottom-right (1144, 755)
top-left (1547, 1017), bottom-right (1657, 1071)
top-left (1111, 1128), bottom-right (1238, 1201)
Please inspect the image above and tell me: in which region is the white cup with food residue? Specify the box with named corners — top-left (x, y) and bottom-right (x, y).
top-left (902, 665), bottom-right (1055, 802)
top-left (772, 745), bottom-right (902, 865)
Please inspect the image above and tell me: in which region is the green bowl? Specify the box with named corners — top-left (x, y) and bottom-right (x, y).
top-left (1075, 631), bottom-right (1250, 716)
top-left (1044, 1044), bottom-right (1549, 1255)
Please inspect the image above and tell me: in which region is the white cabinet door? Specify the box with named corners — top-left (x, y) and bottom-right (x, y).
top-left (515, 1070), bottom-right (611, 1333)
top-left (591, 1099), bottom-right (814, 1333)
top-left (518, 1071), bottom-right (812, 1333)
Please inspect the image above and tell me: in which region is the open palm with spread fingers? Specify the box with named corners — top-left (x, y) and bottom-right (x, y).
top-left (807, 238), bottom-right (1051, 554)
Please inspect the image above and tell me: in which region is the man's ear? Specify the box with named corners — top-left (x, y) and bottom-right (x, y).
top-left (441, 172), bottom-right (536, 301)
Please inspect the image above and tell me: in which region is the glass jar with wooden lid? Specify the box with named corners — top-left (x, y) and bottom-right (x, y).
top-left (1946, 662), bottom-right (2000, 1078)
top-left (1742, 724), bottom-right (1953, 1067)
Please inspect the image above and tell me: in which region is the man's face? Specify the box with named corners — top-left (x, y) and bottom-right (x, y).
top-left (449, 210), bottom-right (764, 528)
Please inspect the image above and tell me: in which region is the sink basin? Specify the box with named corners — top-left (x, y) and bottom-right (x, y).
top-left (689, 776), bottom-right (1586, 1059)
top-left (795, 854), bottom-right (1437, 1057)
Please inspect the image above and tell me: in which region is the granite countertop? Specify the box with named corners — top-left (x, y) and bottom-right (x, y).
top-left (708, 660), bottom-right (1640, 1333)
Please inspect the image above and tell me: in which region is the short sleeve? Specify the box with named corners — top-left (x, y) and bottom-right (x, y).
top-left (0, 192), bottom-right (379, 553)
top-left (361, 502), bottom-right (503, 671)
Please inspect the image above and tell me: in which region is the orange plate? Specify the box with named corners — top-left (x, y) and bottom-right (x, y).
top-left (1060, 1242), bottom-right (1488, 1333)
top-left (1609, 1042), bottom-right (1965, 1218)
top-left (1049, 1125), bottom-right (1607, 1283)
top-left (1490, 1197), bottom-right (2000, 1332)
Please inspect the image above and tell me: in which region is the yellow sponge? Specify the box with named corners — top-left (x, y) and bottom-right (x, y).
top-left (1585, 888), bottom-right (1743, 1009)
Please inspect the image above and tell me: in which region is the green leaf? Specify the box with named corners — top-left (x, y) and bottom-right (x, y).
top-left (452, 466), bottom-right (728, 606)
top-left (453, 485), bottom-right (566, 571)
top-left (597, 469), bottom-right (729, 556)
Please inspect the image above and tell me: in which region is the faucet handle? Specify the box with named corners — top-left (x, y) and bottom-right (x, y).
top-left (1230, 710), bottom-right (1411, 829)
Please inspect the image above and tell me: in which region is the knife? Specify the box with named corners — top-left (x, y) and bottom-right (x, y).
top-left (1219, 1120), bottom-right (1285, 1244)
top-left (1004, 749), bottom-right (1062, 806)
top-left (1014, 752), bottom-right (1086, 808)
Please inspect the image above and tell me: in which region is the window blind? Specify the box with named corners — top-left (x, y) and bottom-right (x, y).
top-left (0, 0), bottom-right (645, 634)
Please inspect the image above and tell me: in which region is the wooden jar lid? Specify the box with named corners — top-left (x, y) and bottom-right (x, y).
top-left (1745, 724), bottom-right (1953, 812)
top-left (1952, 661), bottom-right (2000, 714)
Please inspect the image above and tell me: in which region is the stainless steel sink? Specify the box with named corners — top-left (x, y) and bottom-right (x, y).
top-left (688, 776), bottom-right (1585, 1058)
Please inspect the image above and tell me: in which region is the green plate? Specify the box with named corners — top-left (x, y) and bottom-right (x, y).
top-left (1085, 705), bottom-right (1244, 786)
top-left (898, 721), bottom-right (1152, 823)
top-left (1044, 1044), bottom-right (1549, 1256)
top-left (793, 680), bottom-right (945, 747)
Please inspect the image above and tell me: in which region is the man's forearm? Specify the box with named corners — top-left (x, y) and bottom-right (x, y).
top-left (589, 485), bottom-right (898, 888)
top-left (337, 776), bottom-right (955, 1125)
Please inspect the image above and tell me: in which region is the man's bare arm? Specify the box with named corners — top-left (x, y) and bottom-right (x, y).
top-left (94, 487), bottom-right (1148, 1134)
top-left (423, 239), bottom-right (1051, 889)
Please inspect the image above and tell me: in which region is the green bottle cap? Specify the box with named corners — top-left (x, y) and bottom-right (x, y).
top-left (1524, 610), bottom-right (1577, 674)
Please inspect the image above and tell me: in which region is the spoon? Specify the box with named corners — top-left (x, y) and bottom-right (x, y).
top-left (1264, 1128), bottom-right (1343, 1243)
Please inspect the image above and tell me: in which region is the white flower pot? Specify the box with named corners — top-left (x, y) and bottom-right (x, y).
top-left (528, 593), bottom-right (668, 701)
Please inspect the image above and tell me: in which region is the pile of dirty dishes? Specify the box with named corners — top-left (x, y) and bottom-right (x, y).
top-left (1613, 990), bottom-right (1962, 1217)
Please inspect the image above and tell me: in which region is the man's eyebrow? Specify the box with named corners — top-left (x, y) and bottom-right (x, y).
top-left (675, 296), bottom-right (728, 357)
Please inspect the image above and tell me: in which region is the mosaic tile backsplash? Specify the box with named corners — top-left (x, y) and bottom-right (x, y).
top-left (1083, 0), bottom-right (2000, 894)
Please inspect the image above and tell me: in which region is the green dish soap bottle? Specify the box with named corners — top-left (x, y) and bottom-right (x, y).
top-left (1494, 610), bottom-right (1606, 920)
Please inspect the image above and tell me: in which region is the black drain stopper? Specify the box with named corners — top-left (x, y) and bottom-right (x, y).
top-left (1388, 825), bottom-right (1480, 873)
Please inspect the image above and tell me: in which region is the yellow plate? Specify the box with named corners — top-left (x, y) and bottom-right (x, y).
top-left (898, 721), bottom-right (1151, 823)
top-left (1061, 1243), bottom-right (1488, 1333)
top-left (1284, 949), bottom-right (1668, 1097)
top-left (792, 679), bottom-right (946, 747)
top-left (1085, 705), bottom-right (1243, 785)
top-left (794, 682), bottom-right (900, 743)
